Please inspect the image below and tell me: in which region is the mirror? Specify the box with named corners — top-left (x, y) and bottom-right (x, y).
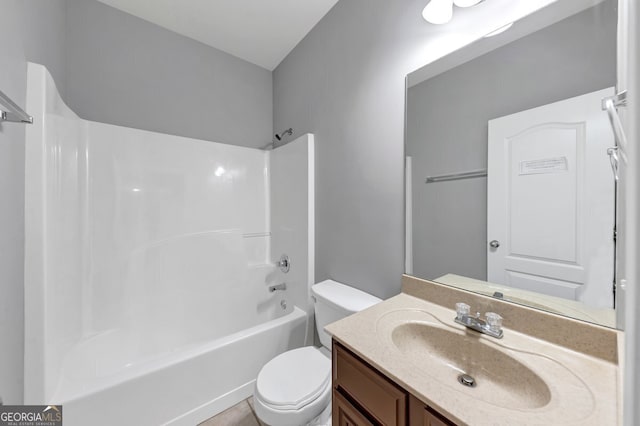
top-left (405, 0), bottom-right (619, 328)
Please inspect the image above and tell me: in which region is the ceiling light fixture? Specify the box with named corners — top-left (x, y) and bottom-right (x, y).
top-left (483, 22), bottom-right (513, 37)
top-left (422, 0), bottom-right (454, 25)
top-left (453, 0), bottom-right (483, 7)
top-left (422, 0), bottom-right (484, 25)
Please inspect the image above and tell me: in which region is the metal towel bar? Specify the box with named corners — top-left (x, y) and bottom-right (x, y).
top-left (425, 169), bottom-right (487, 183)
top-left (0, 89), bottom-right (33, 124)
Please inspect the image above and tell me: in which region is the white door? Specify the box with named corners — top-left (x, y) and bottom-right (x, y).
top-left (487, 88), bottom-right (615, 309)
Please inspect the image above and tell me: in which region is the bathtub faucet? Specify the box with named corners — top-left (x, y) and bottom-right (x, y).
top-left (268, 283), bottom-right (287, 292)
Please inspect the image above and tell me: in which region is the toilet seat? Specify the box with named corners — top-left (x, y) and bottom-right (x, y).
top-left (254, 346), bottom-right (331, 425)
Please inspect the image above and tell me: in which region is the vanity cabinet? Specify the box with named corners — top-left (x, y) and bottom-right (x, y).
top-left (332, 341), bottom-right (457, 426)
top-left (408, 396), bottom-right (455, 426)
top-left (333, 390), bottom-right (375, 426)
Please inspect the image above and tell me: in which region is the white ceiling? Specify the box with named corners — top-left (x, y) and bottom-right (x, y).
top-left (96, 0), bottom-right (340, 70)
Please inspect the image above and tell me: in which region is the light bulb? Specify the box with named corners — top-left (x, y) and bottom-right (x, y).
top-left (453, 0), bottom-right (482, 7)
top-left (422, 0), bottom-right (454, 25)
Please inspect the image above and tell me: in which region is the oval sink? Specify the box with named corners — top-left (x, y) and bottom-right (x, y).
top-left (391, 322), bottom-right (551, 410)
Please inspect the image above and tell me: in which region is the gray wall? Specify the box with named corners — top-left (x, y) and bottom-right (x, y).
top-left (0, 0), bottom-right (68, 405)
top-left (66, 0), bottom-right (273, 148)
top-left (273, 1), bottom-right (416, 299)
top-left (407, 1), bottom-right (617, 282)
top-left (272, 0), bottom-right (533, 299)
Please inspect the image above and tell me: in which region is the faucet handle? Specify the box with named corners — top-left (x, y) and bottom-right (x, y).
top-left (485, 312), bottom-right (503, 333)
top-left (455, 302), bottom-right (470, 319)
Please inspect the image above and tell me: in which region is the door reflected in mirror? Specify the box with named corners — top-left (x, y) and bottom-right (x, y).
top-left (405, 0), bottom-right (619, 328)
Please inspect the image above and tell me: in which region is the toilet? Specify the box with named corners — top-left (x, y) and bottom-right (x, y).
top-left (253, 279), bottom-right (382, 426)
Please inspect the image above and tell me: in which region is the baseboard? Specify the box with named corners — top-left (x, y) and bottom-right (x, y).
top-left (165, 380), bottom-right (255, 426)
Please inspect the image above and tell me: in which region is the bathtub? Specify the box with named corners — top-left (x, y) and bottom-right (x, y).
top-left (59, 307), bottom-right (307, 426)
top-left (24, 63), bottom-right (315, 426)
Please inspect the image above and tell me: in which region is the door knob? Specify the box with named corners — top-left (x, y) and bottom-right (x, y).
top-left (489, 240), bottom-right (500, 248)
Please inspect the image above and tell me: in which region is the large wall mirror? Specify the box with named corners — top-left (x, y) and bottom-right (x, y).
top-left (405, 0), bottom-right (620, 328)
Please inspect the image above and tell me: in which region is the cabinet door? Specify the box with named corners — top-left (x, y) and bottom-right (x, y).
top-left (333, 342), bottom-right (407, 426)
top-left (409, 395), bottom-right (457, 426)
top-left (333, 390), bottom-right (375, 426)
top-left (422, 410), bottom-right (452, 426)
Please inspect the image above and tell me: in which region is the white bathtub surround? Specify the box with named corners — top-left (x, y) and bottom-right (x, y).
top-left (24, 63), bottom-right (315, 425)
top-left (270, 134), bottom-right (316, 344)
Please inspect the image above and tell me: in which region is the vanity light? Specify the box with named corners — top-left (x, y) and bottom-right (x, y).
top-left (422, 0), bottom-right (454, 25)
top-left (453, 0), bottom-right (482, 7)
top-left (484, 22), bottom-right (513, 37)
top-left (422, 0), bottom-right (484, 25)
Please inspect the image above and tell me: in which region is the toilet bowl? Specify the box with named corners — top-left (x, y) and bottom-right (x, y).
top-left (254, 346), bottom-right (331, 426)
top-left (253, 279), bottom-right (381, 426)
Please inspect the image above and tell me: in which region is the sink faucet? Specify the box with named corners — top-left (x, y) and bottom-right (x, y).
top-left (454, 302), bottom-right (503, 339)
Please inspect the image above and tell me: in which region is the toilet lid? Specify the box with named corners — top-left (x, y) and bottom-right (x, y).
top-left (256, 346), bottom-right (331, 410)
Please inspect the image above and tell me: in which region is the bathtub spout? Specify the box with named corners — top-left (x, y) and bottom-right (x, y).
top-left (268, 283), bottom-right (287, 292)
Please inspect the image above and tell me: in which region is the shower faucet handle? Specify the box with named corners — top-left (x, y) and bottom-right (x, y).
top-left (268, 283), bottom-right (287, 292)
top-left (277, 254), bottom-right (290, 273)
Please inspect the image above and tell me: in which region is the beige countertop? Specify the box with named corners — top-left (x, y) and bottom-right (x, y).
top-left (326, 278), bottom-right (621, 426)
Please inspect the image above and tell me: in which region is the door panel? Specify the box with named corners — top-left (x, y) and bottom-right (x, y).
top-left (508, 124), bottom-right (581, 263)
top-left (505, 270), bottom-right (580, 300)
top-left (488, 88), bottom-right (615, 308)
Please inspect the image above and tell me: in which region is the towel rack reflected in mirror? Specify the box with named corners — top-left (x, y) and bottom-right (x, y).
top-left (425, 169), bottom-right (487, 183)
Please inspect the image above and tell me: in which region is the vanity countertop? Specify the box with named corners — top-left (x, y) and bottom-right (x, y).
top-left (326, 278), bottom-right (621, 426)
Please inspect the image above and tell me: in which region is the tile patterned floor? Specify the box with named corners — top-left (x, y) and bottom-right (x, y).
top-left (198, 397), bottom-right (267, 426)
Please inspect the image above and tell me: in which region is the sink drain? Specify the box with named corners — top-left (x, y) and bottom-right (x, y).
top-left (458, 374), bottom-right (476, 388)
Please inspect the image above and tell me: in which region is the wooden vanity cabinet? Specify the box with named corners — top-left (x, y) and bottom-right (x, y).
top-left (333, 341), bottom-right (457, 426)
top-left (408, 396), bottom-right (456, 426)
top-left (333, 390), bottom-right (375, 426)
top-left (332, 341), bottom-right (406, 425)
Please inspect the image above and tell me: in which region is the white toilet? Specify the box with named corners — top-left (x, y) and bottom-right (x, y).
top-left (253, 279), bottom-right (382, 426)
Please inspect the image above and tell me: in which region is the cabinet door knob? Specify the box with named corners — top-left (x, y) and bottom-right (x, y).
top-left (489, 240), bottom-right (500, 248)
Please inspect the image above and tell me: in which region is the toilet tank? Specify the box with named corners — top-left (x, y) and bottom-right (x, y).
top-left (311, 280), bottom-right (382, 350)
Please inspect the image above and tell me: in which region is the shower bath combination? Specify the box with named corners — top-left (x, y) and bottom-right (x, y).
top-left (23, 63), bottom-right (315, 426)
top-left (262, 127), bottom-right (294, 150)
top-left (275, 127), bottom-right (293, 141)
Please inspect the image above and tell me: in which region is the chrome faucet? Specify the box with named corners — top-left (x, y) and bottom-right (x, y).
top-left (268, 283), bottom-right (287, 293)
top-left (454, 302), bottom-right (503, 339)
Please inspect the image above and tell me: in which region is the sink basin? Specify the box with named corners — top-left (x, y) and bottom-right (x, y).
top-left (376, 309), bottom-right (596, 418)
top-left (391, 322), bottom-right (551, 409)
